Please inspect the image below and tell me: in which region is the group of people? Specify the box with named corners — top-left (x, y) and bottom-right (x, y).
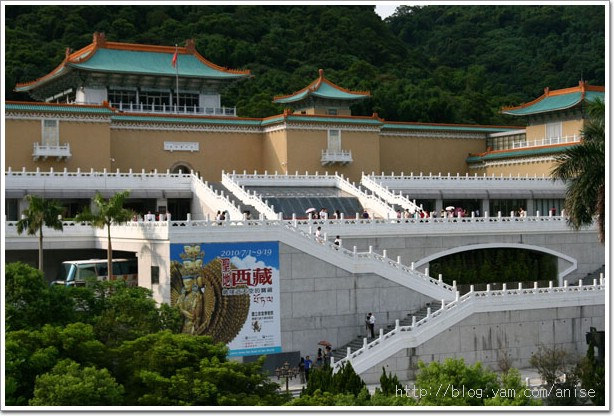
top-left (314, 226), bottom-right (342, 247)
top-left (298, 345), bottom-right (333, 383)
top-left (132, 210), bottom-right (171, 222)
top-left (308, 208), bottom-right (342, 220)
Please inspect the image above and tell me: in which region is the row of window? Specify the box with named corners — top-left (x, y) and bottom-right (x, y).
top-left (107, 89), bottom-right (199, 107)
top-left (413, 199), bottom-right (564, 216)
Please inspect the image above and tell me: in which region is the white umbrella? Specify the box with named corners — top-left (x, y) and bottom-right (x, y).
top-left (445, 206), bottom-right (455, 211)
top-left (305, 208), bottom-right (316, 214)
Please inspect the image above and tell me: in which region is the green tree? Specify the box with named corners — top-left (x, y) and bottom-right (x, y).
top-left (484, 368), bottom-right (537, 406)
top-left (16, 194), bottom-right (64, 272)
top-left (5, 262), bottom-right (75, 331)
top-left (113, 331), bottom-right (284, 405)
top-left (414, 358), bottom-right (499, 405)
top-left (304, 361), bottom-right (366, 397)
top-left (30, 359), bottom-right (124, 406)
top-left (379, 367), bottom-right (403, 396)
top-left (76, 191), bottom-right (133, 280)
top-left (576, 340), bottom-right (605, 406)
top-left (551, 98), bottom-right (605, 242)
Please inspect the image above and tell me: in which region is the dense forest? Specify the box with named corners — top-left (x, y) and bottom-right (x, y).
top-left (4, 5), bottom-right (605, 124)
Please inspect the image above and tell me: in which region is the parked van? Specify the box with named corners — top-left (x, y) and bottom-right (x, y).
top-left (53, 258), bottom-right (138, 287)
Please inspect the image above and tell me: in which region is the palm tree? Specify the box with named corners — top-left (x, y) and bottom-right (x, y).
top-left (16, 195), bottom-right (64, 272)
top-left (551, 98), bottom-right (605, 242)
top-left (77, 191), bottom-right (133, 280)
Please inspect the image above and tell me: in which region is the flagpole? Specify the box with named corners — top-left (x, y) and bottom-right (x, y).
top-left (175, 44), bottom-right (179, 114)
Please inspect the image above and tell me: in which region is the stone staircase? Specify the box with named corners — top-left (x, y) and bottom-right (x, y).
top-left (331, 300), bottom-right (442, 362)
top-left (209, 182), bottom-right (258, 217)
top-left (583, 264), bottom-right (605, 282)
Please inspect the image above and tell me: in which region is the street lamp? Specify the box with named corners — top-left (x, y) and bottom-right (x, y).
top-left (274, 361), bottom-right (299, 393)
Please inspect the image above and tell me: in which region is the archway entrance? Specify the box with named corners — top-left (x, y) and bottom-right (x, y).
top-left (170, 162), bottom-right (193, 174)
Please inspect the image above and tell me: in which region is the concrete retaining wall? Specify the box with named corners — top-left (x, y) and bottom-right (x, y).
top-left (279, 243), bottom-right (432, 358)
top-left (343, 231), bottom-right (604, 283)
top-left (358, 304), bottom-right (605, 384)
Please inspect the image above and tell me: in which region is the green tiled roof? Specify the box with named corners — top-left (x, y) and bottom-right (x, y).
top-left (285, 115), bottom-right (381, 125)
top-left (5, 103), bottom-right (114, 114)
top-left (112, 115), bottom-right (262, 126)
top-left (382, 123), bottom-right (518, 133)
top-left (503, 90), bottom-right (605, 116)
top-left (273, 70), bottom-right (369, 104)
top-left (71, 49), bottom-right (248, 79)
top-left (466, 145), bottom-right (575, 163)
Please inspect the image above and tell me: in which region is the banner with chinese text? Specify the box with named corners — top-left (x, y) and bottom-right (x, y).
top-left (170, 241), bottom-right (281, 357)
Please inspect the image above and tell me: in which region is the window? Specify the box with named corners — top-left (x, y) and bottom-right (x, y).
top-left (108, 89), bottom-right (137, 105)
top-left (173, 92), bottom-right (199, 108)
top-left (41, 119), bottom-right (59, 146)
top-left (139, 90), bottom-right (171, 110)
top-left (327, 129), bottom-right (341, 151)
top-left (151, 266), bottom-right (159, 285)
top-left (327, 108), bottom-right (338, 115)
top-left (545, 122), bottom-right (562, 140)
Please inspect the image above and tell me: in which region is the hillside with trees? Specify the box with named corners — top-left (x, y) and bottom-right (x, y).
top-left (5, 5), bottom-right (604, 124)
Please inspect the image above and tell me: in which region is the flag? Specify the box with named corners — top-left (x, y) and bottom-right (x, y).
top-left (171, 47), bottom-right (178, 68)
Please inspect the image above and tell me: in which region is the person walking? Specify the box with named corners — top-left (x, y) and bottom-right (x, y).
top-left (333, 235), bottom-right (341, 247)
top-left (368, 312), bottom-right (376, 338)
top-left (315, 226), bottom-right (322, 241)
top-left (304, 355), bottom-right (313, 382)
top-left (365, 313), bottom-right (372, 338)
top-left (316, 348), bottom-right (323, 366)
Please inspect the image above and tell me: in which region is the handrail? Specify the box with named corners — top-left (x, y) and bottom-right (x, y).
top-left (334, 174), bottom-right (397, 219)
top-left (361, 173), bottom-right (422, 212)
top-left (190, 175), bottom-right (243, 220)
top-left (221, 172), bottom-right (278, 219)
top-left (368, 171), bottom-right (565, 183)
top-left (332, 281), bottom-right (606, 375)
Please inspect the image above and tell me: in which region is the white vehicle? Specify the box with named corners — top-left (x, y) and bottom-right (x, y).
top-left (53, 258), bottom-right (138, 287)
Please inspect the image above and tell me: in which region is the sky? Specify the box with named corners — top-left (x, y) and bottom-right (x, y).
top-left (374, 3), bottom-right (400, 19)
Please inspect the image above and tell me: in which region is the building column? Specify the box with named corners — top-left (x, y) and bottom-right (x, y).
top-left (435, 198), bottom-right (443, 213)
top-left (156, 198), bottom-right (168, 216)
top-left (481, 199), bottom-right (489, 217)
top-left (526, 199), bottom-right (535, 216)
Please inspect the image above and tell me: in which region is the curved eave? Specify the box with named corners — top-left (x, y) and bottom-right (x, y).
top-left (466, 144), bottom-right (576, 163)
top-left (502, 95), bottom-right (583, 116)
top-left (5, 101), bottom-right (114, 114)
top-left (383, 123), bottom-right (520, 133)
top-left (66, 63), bottom-right (248, 80)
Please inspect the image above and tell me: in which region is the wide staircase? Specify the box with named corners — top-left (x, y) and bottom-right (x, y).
top-left (331, 300), bottom-right (442, 362)
top-left (208, 182), bottom-right (258, 217)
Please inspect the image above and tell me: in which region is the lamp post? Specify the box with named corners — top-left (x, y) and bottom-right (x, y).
top-left (274, 361), bottom-right (299, 393)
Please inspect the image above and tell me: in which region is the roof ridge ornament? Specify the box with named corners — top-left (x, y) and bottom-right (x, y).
top-left (93, 32), bottom-right (106, 47)
top-left (185, 39), bottom-right (195, 53)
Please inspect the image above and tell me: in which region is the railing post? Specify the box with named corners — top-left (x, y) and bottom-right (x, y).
top-left (353, 246), bottom-right (357, 256)
top-left (564, 280), bottom-right (568, 288)
top-left (363, 338), bottom-right (368, 348)
top-left (347, 347), bottom-right (351, 358)
top-left (427, 307), bottom-right (431, 317)
top-left (486, 284), bottom-right (490, 292)
top-left (438, 274), bottom-right (443, 284)
top-left (536, 210), bottom-right (540, 218)
top-left (534, 281), bottom-right (538, 292)
top-left (382, 249), bottom-right (387, 258)
top-left (440, 300), bottom-right (445, 309)
top-left (379, 328), bottom-right (384, 339)
top-left (368, 245), bottom-right (373, 253)
top-left (470, 285), bottom-right (474, 292)
top-left (424, 267), bottom-right (429, 277)
top-left (502, 283), bottom-right (506, 292)
top-left (578, 279), bottom-right (583, 287)
top-left (330, 356), bottom-right (335, 367)
top-left (452, 280), bottom-right (456, 290)
top-left (186, 213), bottom-right (192, 222)
top-left (518, 282), bottom-right (522, 290)
top-left (397, 256), bottom-right (401, 264)
top-left (455, 291), bottom-right (460, 302)
top-left (395, 319), bottom-right (400, 330)
top-left (411, 262), bottom-right (415, 270)
top-left (593, 278), bottom-right (598, 286)
top-left (411, 316), bottom-right (416, 327)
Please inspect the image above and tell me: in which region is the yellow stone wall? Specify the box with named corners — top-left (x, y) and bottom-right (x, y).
top-left (379, 135), bottom-right (486, 175)
top-left (526, 118), bottom-right (584, 141)
top-left (109, 128), bottom-right (263, 181)
top-left (284, 128), bottom-right (380, 181)
top-left (262, 129), bottom-right (288, 174)
top-left (5, 117), bottom-right (111, 171)
top-left (468, 160), bottom-right (557, 177)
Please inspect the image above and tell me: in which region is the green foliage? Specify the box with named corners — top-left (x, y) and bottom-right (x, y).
top-left (379, 367), bottom-right (403, 396)
top-left (5, 262), bottom-right (75, 331)
top-left (76, 191), bottom-right (133, 280)
top-left (5, 5), bottom-right (604, 124)
top-left (304, 361), bottom-right (366, 397)
top-left (414, 358), bottom-right (499, 405)
top-left (430, 248), bottom-right (557, 286)
top-left (576, 340), bottom-right (605, 405)
top-left (551, 98), bottom-right (605, 243)
top-left (16, 195), bottom-right (64, 272)
top-left (113, 332), bottom-right (284, 405)
top-left (484, 368), bottom-right (537, 406)
top-left (529, 344), bottom-right (580, 405)
top-left (30, 359), bottom-right (124, 406)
